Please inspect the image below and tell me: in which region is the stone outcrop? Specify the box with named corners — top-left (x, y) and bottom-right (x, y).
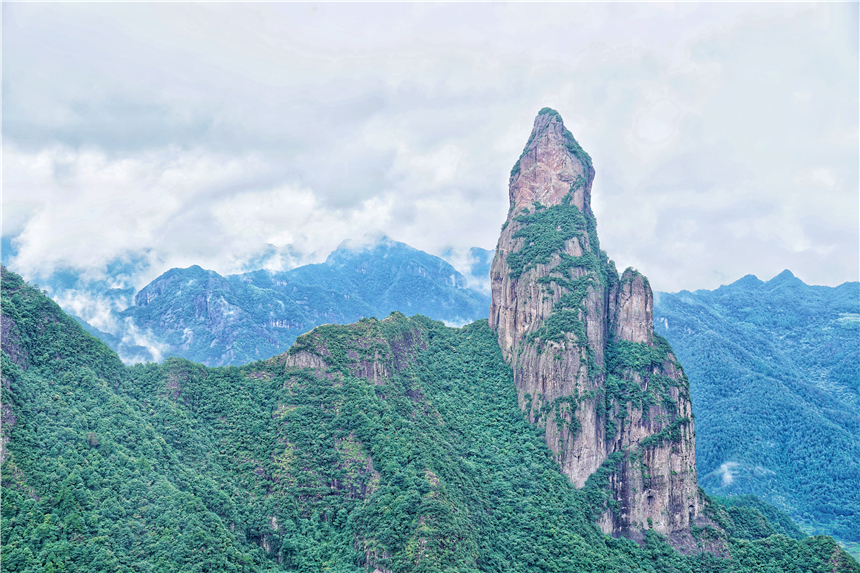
top-left (489, 108), bottom-right (702, 547)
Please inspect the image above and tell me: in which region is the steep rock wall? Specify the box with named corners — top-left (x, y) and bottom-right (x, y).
top-left (489, 108), bottom-right (701, 546)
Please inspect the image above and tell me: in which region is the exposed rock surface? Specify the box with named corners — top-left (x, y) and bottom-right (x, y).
top-left (489, 108), bottom-right (702, 546)
top-left (1, 268), bottom-right (30, 372)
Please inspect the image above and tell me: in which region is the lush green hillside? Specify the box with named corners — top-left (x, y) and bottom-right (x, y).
top-left (653, 271), bottom-right (859, 542)
top-left (3, 267), bottom-right (857, 572)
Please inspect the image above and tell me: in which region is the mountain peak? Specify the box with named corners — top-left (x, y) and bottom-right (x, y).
top-left (326, 234), bottom-right (414, 265)
top-left (509, 108), bottom-right (594, 215)
top-left (490, 113), bottom-right (700, 546)
top-left (727, 273), bottom-right (765, 290)
top-left (331, 232), bottom-right (393, 254)
top-left (768, 269), bottom-right (797, 283)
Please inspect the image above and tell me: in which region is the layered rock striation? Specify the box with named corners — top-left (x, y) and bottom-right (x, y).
top-left (490, 108), bottom-right (701, 546)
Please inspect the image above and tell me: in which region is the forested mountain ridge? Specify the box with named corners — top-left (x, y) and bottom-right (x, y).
top-left (2, 265), bottom-right (858, 572)
top-left (653, 271), bottom-right (859, 542)
top-left (65, 236), bottom-right (491, 367)
top-left (120, 263), bottom-right (378, 366)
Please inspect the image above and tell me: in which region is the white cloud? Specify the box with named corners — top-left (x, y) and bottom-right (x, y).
top-left (810, 169), bottom-right (836, 189)
top-left (4, 145), bottom-right (272, 285)
top-left (118, 318), bottom-right (169, 365)
top-left (51, 289), bottom-right (128, 334)
top-left (440, 246), bottom-right (494, 295)
top-left (210, 185), bottom-right (398, 268)
top-left (715, 461), bottom-right (740, 487)
top-left (2, 2), bottom-right (856, 294)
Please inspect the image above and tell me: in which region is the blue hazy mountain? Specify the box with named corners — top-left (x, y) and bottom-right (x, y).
top-left (466, 247), bottom-right (494, 284)
top-left (102, 237), bottom-right (491, 366)
top-left (439, 246), bottom-right (495, 295)
top-left (280, 237), bottom-right (489, 322)
top-left (653, 271), bottom-right (859, 541)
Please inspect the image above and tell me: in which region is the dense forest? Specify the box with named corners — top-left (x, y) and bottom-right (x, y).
top-left (3, 267), bottom-right (857, 571)
top-left (654, 271), bottom-right (859, 542)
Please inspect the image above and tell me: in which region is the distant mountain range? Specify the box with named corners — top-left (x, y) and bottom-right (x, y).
top-left (57, 237), bottom-right (493, 366)
top-left (653, 270), bottom-right (859, 542)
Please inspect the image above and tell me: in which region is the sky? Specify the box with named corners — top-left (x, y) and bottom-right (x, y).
top-left (3, 2), bottom-right (858, 300)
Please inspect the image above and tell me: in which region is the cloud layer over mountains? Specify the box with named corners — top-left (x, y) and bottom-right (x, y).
top-left (3, 3), bottom-right (857, 293)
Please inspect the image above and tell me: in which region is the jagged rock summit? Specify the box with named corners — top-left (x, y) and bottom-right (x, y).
top-left (490, 108), bottom-right (701, 547)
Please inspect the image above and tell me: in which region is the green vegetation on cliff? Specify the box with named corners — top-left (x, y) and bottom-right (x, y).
top-left (505, 198), bottom-right (591, 280)
top-left (507, 192), bottom-right (617, 358)
top-left (509, 107), bottom-right (592, 181)
top-left (2, 267), bottom-right (856, 572)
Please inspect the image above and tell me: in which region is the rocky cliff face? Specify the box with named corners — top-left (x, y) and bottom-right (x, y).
top-left (489, 108), bottom-right (701, 547)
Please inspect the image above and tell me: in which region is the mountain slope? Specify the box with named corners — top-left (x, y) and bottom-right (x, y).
top-left (1, 267), bottom-right (267, 571)
top-left (3, 265), bottom-right (856, 572)
top-left (653, 271), bottom-right (859, 541)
